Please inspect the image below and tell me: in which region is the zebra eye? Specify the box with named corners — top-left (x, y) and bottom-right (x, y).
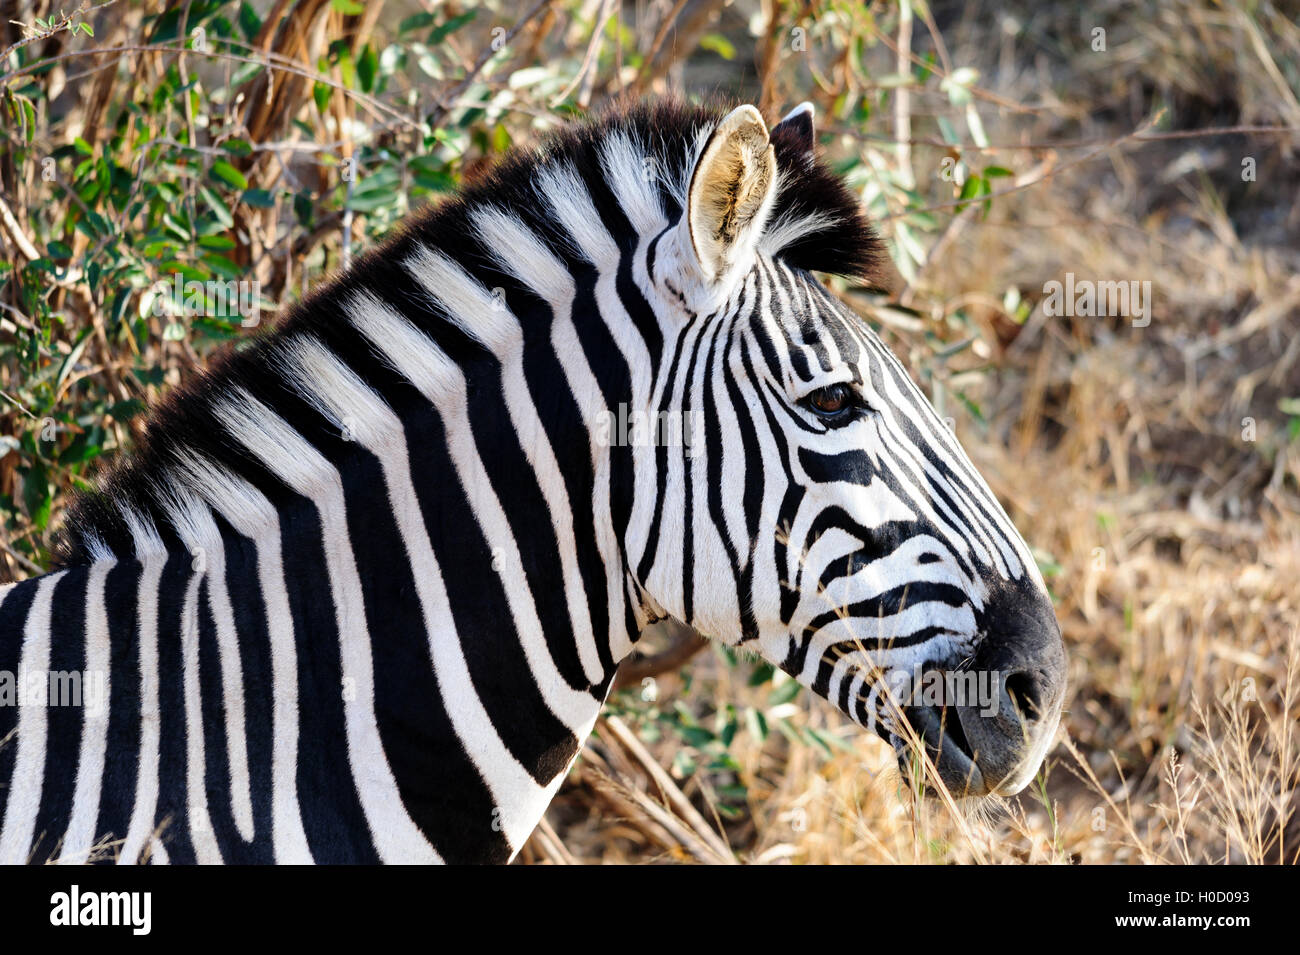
top-left (806, 383), bottom-right (854, 419)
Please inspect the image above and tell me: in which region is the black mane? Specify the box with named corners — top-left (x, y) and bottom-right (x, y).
top-left (53, 97), bottom-right (880, 567)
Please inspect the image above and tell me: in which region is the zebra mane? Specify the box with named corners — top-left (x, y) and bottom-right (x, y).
top-left (53, 97), bottom-right (881, 567)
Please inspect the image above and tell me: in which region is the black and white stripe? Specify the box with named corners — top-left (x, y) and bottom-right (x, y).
top-left (0, 99), bottom-right (1063, 864)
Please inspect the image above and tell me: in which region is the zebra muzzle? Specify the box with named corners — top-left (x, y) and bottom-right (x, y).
top-left (899, 577), bottom-right (1068, 799)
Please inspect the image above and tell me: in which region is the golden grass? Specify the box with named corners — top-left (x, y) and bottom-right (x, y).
top-left (524, 0), bottom-right (1300, 865)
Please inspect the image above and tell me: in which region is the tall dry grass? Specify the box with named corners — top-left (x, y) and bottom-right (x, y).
top-left (524, 0), bottom-right (1300, 865)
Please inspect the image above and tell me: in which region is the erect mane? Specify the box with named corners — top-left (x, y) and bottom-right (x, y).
top-left (52, 96), bottom-right (880, 567)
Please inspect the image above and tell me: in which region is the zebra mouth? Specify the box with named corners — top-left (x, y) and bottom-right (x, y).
top-left (897, 704), bottom-right (988, 797)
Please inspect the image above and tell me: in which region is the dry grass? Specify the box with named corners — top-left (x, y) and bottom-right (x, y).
top-left (523, 0), bottom-right (1300, 865)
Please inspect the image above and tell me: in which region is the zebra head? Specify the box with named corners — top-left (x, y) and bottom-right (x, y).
top-left (629, 104), bottom-right (1066, 797)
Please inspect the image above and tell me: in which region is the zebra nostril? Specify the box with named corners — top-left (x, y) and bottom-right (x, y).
top-left (1004, 670), bottom-right (1044, 722)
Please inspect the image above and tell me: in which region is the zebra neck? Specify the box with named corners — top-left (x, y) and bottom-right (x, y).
top-left (29, 130), bottom-right (691, 858)
top-left (209, 216), bottom-right (664, 842)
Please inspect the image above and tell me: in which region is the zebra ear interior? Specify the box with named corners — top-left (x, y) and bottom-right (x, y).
top-left (771, 101), bottom-right (815, 155)
top-left (683, 104), bottom-right (777, 285)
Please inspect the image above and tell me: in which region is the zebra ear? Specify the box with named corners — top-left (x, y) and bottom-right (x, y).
top-left (771, 101), bottom-right (815, 155)
top-left (682, 104), bottom-right (778, 285)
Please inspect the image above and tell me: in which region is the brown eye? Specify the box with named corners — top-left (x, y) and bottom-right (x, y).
top-left (807, 383), bottom-right (853, 417)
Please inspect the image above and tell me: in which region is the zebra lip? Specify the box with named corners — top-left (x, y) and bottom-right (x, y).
top-left (899, 705), bottom-right (988, 797)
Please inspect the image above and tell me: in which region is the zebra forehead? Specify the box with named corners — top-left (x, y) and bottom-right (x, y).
top-left (765, 267), bottom-right (860, 341)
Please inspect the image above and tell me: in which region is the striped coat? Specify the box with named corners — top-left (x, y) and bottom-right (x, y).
top-left (0, 99), bottom-right (1066, 864)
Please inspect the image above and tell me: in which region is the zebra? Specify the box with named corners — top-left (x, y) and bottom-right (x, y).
top-left (0, 99), bottom-right (1066, 865)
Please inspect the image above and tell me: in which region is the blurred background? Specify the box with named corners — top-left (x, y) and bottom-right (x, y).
top-left (0, 0), bottom-right (1297, 863)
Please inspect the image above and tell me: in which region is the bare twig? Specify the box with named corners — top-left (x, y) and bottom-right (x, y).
top-left (429, 0), bottom-right (553, 129)
top-left (0, 0), bottom-right (116, 72)
top-left (601, 714), bottom-right (735, 862)
top-left (613, 622), bottom-right (709, 689)
top-left (0, 191), bottom-right (40, 260)
top-left (893, 0), bottom-right (915, 190)
top-left (633, 0), bottom-right (689, 92)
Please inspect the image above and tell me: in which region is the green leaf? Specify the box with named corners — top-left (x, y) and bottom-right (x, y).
top-left (22, 459), bottom-right (52, 530)
top-left (313, 79), bottom-right (332, 113)
top-left (774, 718), bottom-right (803, 746)
top-left (357, 43), bottom-right (378, 93)
top-left (55, 329), bottom-right (92, 393)
top-left (768, 678), bottom-right (802, 706)
top-left (672, 750), bottom-right (697, 778)
top-left (936, 115), bottom-right (962, 146)
top-left (159, 260), bottom-right (208, 283)
top-left (238, 1), bottom-right (263, 39)
top-left (330, 0), bottom-right (365, 14)
top-left (679, 726), bottom-right (714, 748)
top-left (241, 187), bottom-right (276, 208)
top-left (409, 155), bottom-right (454, 192)
top-left (77, 210), bottom-right (112, 239)
top-left (699, 33), bottom-right (735, 60)
top-left (198, 234), bottom-right (236, 251)
top-left (965, 103), bottom-right (989, 149)
top-left (192, 315), bottom-right (247, 341)
top-left (955, 172), bottom-right (987, 214)
top-left (894, 221), bottom-right (928, 266)
top-left (209, 159), bottom-right (248, 190)
top-left (59, 429), bottom-right (103, 465)
top-left (398, 13), bottom-right (436, 34)
top-left (429, 10), bottom-right (477, 45)
top-left (293, 192), bottom-right (314, 227)
top-left (915, 50), bottom-right (937, 84)
top-left (337, 48), bottom-right (357, 91)
top-left (199, 186), bottom-right (234, 228)
top-left (940, 67), bottom-right (978, 106)
top-left (715, 783), bottom-right (749, 801)
top-left (201, 252), bottom-right (244, 280)
top-left (345, 166), bottom-right (401, 212)
top-left (105, 398), bottom-right (146, 422)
